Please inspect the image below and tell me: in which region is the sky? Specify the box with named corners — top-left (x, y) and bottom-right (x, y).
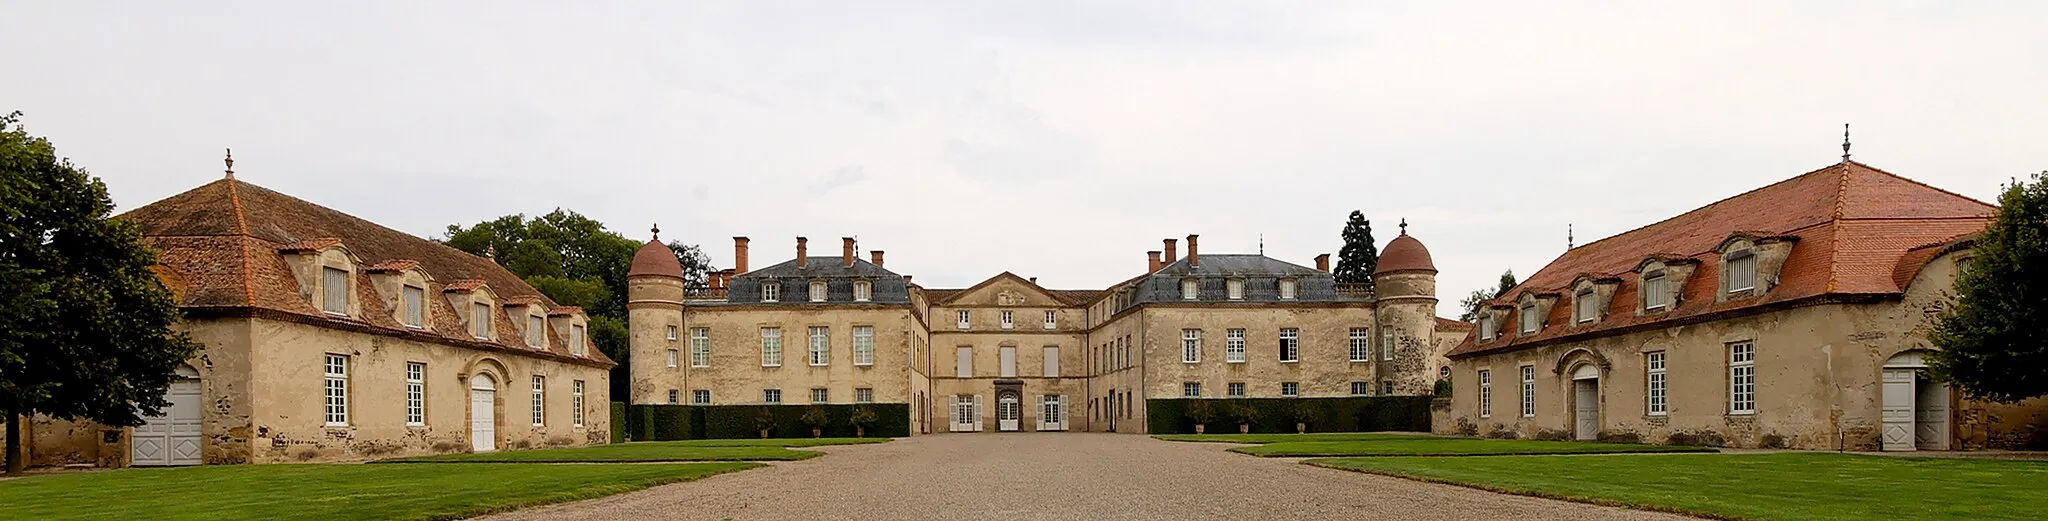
top-left (5, 1), bottom-right (2046, 316)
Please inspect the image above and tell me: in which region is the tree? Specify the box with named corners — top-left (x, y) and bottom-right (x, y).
top-left (666, 241), bottom-right (714, 291)
top-left (1, 112), bottom-right (201, 474)
top-left (1458, 270), bottom-right (1518, 322)
top-left (1335, 211), bottom-right (1377, 285)
top-left (1929, 171), bottom-right (2048, 402)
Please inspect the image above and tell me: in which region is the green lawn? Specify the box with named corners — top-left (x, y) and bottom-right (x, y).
top-left (378, 437), bottom-right (891, 463)
top-left (1152, 432), bottom-right (1438, 444)
top-left (1311, 453), bottom-right (2048, 520)
top-left (0, 462), bottom-right (758, 521)
top-left (1233, 438), bottom-right (1716, 457)
top-left (647, 437), bottom-right (893, 448)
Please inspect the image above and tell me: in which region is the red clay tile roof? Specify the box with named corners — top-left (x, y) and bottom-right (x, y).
top-left (628, 239), bottom-right (686, 279)
top-left (1436, 317), bottom-right (1474, 330)
top-left (1375, 233), bottom-right (1436, 274)
top-left (119, 178), bottom-right (612, 367)
top-left (442, 279), bottom-right (487, 292)
top-left (1449, 161), bottom-right (1992, 359)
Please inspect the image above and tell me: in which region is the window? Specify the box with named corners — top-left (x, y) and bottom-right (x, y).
top-left (572, 380), bottom-right (585, 427)
top-left (1000, 310), bottom-right (1014, 329)
top-left (1575, 288), bottom-right (1597, 323)
top-left (527, 315), bottom-right (545, 348)
top-left (1519, 366), bottom-right (1536, 418)
top-left (1727, 250), bottom-right (1757, 294)
top-left (1182, 329), bottom-right (1202, 363)
top-left (1646, 351), bottom-right (1668, 416)
top-left (404, 362), bottom-right (424, 426)
top-left (762, 282), bottom-right (780, 302)
top-left (471, 303), bottom-right (493, 339)
top-left (1729, 342), bottom-right (1755, 414)
top-left (1479, 369), bottom-right (1492, 418)
top-left (665, 325), bottom-right (678, 341)
top-left (691, 389), bottom-right (711, 404)
top-left (1042, 346), bottom-right (1060, 377)
top-left (1225, 328), bottom-right (1245, 363)
top-left (1478, 315), bottom-right (1496, 341)
top-left (570, 324), bottom-right (586, 356)
top-left (852, 326), bottom-right (875, 366)
top-left (1226, 279), bottom-right (1244, 300)
top-left (1279, 328), bottom-right (1299, 362)
top-left (810, 388), bottom-right (829, 403)
top-left (1183, 382), bottom-right (1201, 397)
top-left (1642, 270), bottom-right (1669, 310)
top-left (999, 346), bottom-right (1017, 378)
top-left (760, 327), bottom-right (783, 367)
top-left (401, 285), bottom-right (424, 328)
top-left (322, 267), bottom-right (349, 315)
top-left (957, 310), bottom-right (971, 329)
top-left (1519, 304), bottom-right (1539, 334)
top-left (853, 280), bottom-right (871, 302)
top-left (1279, 278), bottom-right (1298, 299)
top-left (530, 376), bottom-right (545, 427)
top-left (763, 388), bottom-right (782, 404)
top-left (1227, 382), bottom-right (1245, 397)
top-left (690, 328), bottom-right (711, 367)
top-left (1382, 330), bottom-right (1395, 361)
top-left (1040, 395), bottom-right (1063, 429)
top-left (808, 326), bottom-right (830, 366)
top-left (1382, 381), bottom-right (1395, 395)
top-left (855, 388), bottom-right (874, 403)
top-left (1181, 278), bottom-right (1199, 300)
top-left (956, 347), bottom-right (973, 378)
top-left (323, 354), bottom-right (348, 426)
top-left (1351, 381), bottom-right (1370, 396)
top-left (1348, 328), bottom-right (1371, 362)
top-left (1440, 366), bottom-right (1452, 379)
top-left (666, 348), bottom-right (680, 368)
top-left (1043, 310), bottom-right (1056, 329)
top-left (667, 389), bottom-right (680, 404)
top-left (809, 281), bottom-right (827, 302)
top-left (1280, 382), bottom-right (1299, 397)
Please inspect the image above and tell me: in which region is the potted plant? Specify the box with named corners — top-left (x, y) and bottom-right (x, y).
top-left (1187, 400), bottom-right (1217, 435)
top-left (849, 405), bottom-right (879, 438)
top-left (753, 407), bottom-right (776, 439)
top-left (1286, 399), bottom-right (1313, 434)
top-left (801, 406), bottom-right (831, 438)
top-left (1229, 403), bottom-right (1259, 434)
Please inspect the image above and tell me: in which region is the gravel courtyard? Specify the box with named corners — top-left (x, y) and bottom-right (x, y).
top-left (474, 433), bottom-right (1693, 521)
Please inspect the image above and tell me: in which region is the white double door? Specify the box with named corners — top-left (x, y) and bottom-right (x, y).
top-left (132, 378), bottom-right (202, 466)
top-left (997, 394), bottom-right (1021, 432)
top-left (1882, 368), bottom-right (1950, 451)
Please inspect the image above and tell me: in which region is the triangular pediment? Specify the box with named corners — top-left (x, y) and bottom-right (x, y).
top-left (937, 272), bottom-right (1067, 307)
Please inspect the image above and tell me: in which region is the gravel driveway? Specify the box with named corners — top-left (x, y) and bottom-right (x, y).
top-left (474, 433), bottom-right (1694, 521)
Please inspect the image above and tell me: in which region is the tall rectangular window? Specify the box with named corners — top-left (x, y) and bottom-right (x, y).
top-left (1478, 369), bottom-right (1493, 418)
top-left (666, 325), bottom-right (678, 341)
top-left (999, 346), bottom-right (1017, 378)
top-left (956, 347), bottom-right (973, 378)
top-left (402, 285), bottom-right (424, 328)
top-left (322, 267), bottom-right (349, 315)
top-left (1727, 252), bottom-right (1757, 294)
top-left (1226, 329), bottom-right (1246, 363)
top-left (530, 375), bottom-right (545, 427)
top-left (853, 281), bottom-right (872, 302)
top-left (762, 283), bottom-right (780, 302)
top-left (1280, 382), bottom-right (1299, 397)
top-left (761, 327), bottom-right (783, 367)
top-left (1044, 310), bottom-right (1057, 329)
top-left (855, 388), bottom-right (874, 403)
top-left (808, 326), bottom-right (830, 366)
top-left (1575, 289), bottom-right (1598, 323)
top-left (809, 281), bottom-right (827, 302)
top-left (1043, 346), bottom-right (1060, 377)
top-left (1183, 382), bottom-right (1201, 397)
top-left (1519, 366), bottom-right (1536, 418)
top-left (471, 302), bottom-right (492, 339)
top-left (1478, 316), bottom-right (1496, 341)
top-left (1227, 382), bottom-right (1245, 397)
top-left (666, 348), bottom-right (680, 368)
top-left (1279, 328), bottom-right (1299, 362)
top-left (852, 326), bottom-right (875, 366)
top-left (690, 328), bottom-right (711, 367)
top-left (1000, 310), bottom-right (1014, 329)
top-left (691, 389), bottom-right (711, 404)
top-left (1642, 271), bottom-right (1668, 310)
top-left (763, 388), bottom-right (781, 404)
top-left (810, 388), bottom-right (829, 403)
top-left (1182, 279), bottom-right (1199, 300)
top-left (1382, 330), bottom-right (1395, 361)
top-left (570, 324), bottom-right (586, 356)
top-left (1646, 351), bottom-right (1668, 416)
top-left (1182, 329), bottom-right (1202, 363)
top-left (1729, 341), bottom-right (1756, 414)
top-left (1348, 328), bottom-right (1371, 362)
top-left (324, 354), bottom-right (348, 426)
top-left (1226, 279), bottom-right (1244, 300)
top-left (572, 380), bottom-right (585, 427)
top-left (1519, 305), bottom-right (1538, 334)
top-left (404, 362), bottom-right (424, 426)
top-left (957, 310), bottom-right (970, 329)
top-left (527, 315), bottom-right (545, 348)
top-left (1279, 279), bottom-right (1297, 299)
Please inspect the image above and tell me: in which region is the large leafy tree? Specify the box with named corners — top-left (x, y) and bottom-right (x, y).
top-left (1458, 270), bottom-right (1517, 322)
top-left (1334, 211), bottom-right (1377, 285)
top-left (1, 112), bottom-right (200, 474)
top-left (1929, 171), bottom-right (2048, 402)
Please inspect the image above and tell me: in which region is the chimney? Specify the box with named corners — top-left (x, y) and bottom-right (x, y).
top-left (1163, 238), bottom-right (1179, 265)
top-left (870, 250), bottom-right (885, 267)
top-left (733, 237), bottom-right (750, 275)
top-left (1315, 253), bottom-right (1331, 272)
top-left (841, 237), bottom-right (856, 267)
top-left (1186, 234), bottom-right (1201, 268)
top-left (796, 237), bottom-right (808, 269)
top-left (903, 275), bottom-right (914, 285)
top-left (1029, 277), bottom-right (1038, 285)
top-left (1148, 251), bottom-right (1162, 272)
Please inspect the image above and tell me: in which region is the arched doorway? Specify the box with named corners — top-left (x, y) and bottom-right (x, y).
top-left (1882, 351), bottom-right (1950, 451)
top-left (1570, 363), bottom-right (1600, 441)
top-left (997, 391), bottom-right (1021, 432)
top-left (470, 373), bottom-right (497, 453)
top-left (133, 364), bottom-right (202, 466)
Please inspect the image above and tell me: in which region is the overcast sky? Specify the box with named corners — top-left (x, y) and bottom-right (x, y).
top-left (6, 2), bottom-right (2046, 315)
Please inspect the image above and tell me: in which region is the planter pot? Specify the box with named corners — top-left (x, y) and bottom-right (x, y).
top-left (811, 427), bottom-right (823, 438)
top-left (1195, 424), bottom-right (1207, 435)
top-left (1239, 423), bottom-right (1251, 434)
top-left (758, 428), bottom-right (770, 439)
top-left (1296, 422), bottom-right (1307, 434)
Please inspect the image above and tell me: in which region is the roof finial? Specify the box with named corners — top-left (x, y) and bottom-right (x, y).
top-left (1841, 123), bottom-right (1852, 162)
top-left (484, 244), bottom-right (496, 259)
top-left (1568, 223), bottom-right (1575, 250)
top-left (1258, 233), bottom-right (1265, 256)
top-left (224, 148), bottom-right (235, 179)
top-left (1398, 218), bottom-right (1408, 236)
top-left (651, 223), bottom-right (660, 241)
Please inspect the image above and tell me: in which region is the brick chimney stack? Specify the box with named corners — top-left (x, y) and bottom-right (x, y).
top-left (841, 237), bottom-right (856, 267)
top-left (1186, 234), bottom-right (1200, 268)
top-left (796, 237), bottom-right (808, 269)
top-left (870, 250), bottom-right (885, 268)
top-left (1029, 277), bottom-right (1038, 285)
top-left (1163, 238), bottom-right (1179, 265)
top-left (733, 237), bottom-right (750, 275)
top-left (1148, 251), bottom-right (1162, 272)
top-left (1315, 253), bottom-right (1331, 272)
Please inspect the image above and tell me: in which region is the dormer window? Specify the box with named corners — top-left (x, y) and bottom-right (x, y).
top-left (1279, 279), bottom-right (1297, 300)
top-left (1726, 250), bottom-right (1758, 295)
top-left (322, 267), bottom-right (350, 316)
top-left (762, 282), bottom-right (780, 302)
top-left (1478, 315), bottom-right (1497, 341)
top-left (570, 324), bottom-right (587, 357)
top-left (471, 302), bottom-right (493, 339)
top-left (809, 281), bottom-right (827, 302)
top-left (401, 285), bottom-right (425, 328)
top-left (1519, 304), bottom-right (1539, 334)
top-left (853, 280), bottom-right (872, 302)
top-left (1226, 279), bottom-right (1244, 300)
top-left (1181, 279), bottom-right (1199, 300)
top-left (1574, 288), bottom-right (1597, 323)
top-left (526, 315), bottom-right (546, 348)
top-left (1642, 270), bottom-right (1669, 311)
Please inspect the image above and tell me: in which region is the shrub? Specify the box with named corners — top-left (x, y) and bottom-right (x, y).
top-left (1596, 430), bottom-right (1643, 444)
top-left (801, 406), bottom-right (831, 429)
top-left (609, 401), bottom-right (628, 443)
top-left (633, 404), bottom-right (911, 439)
top-left (1667, 430), bottom-right (1728, 447)
top-left (1454, 417), bottom-right (1480, 436)
top-left (1532, 428), bottom-right (1571, 441)
top-left (1759, 433), bottom-right (1789, 449)
top-left (1433, 379), bottom-right (1453, 396)
top-left (1186, 400), bottom-right (1218, 426)
top-left (1144, 397), bottom-right (1432, 434)
top-left (1483, 425), bottom-right (1520, 439)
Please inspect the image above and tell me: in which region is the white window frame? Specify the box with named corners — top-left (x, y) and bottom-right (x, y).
top-left (1478, 369), bottom-right (1492, 418)
top-left (1000, 310), bottom-right (1014, 329)
top-left (853, 280), bottom-right (872, 302)
top-left (1039, 394), bottom-right (1064, 431)
top-left (1351, 382), bottom-right (1370, 396)
top-left (665, 348), bottom-right (679, 368)
top-left (1279, 328), bottom-right (1299, 363)
top-left (762, 282), bottom-right (780, 302)
top-left (570, 324), bottom-right (586, 356)
top-left (1478, 315), bottom-right (1496, 341)
top-left (1730, 341), bottom-right (1756, 414)
top-left (1227, 382), bottom-right (1245, 397)
top-left (1225, 328), bottom-right (1246, 363)
top-left (1382, 330), bottom-right (1395, 362)
top-left (1727, 250), bottom-right (1758, 294)
top-left (1279, 278), bottom-right (1297, 300)
top-left (810, 280), bottom-right (827, 302)
top-left (764, 388), bottom-right (782, 404)
top-left (1043, 310), bottom-right (1057, 329)
top-left (667, 389), bottom-right (680, 404)
top-left (1519, 304), bottom-right (1538, 334)
top-left (1280, 382), bottom-right (1299, 397)
top-left (691, 389), bottom-right (711, 404)
top-left (1348, 328), bottom-right (1371, 362)
top-left (324, 354), bottom-right (348, 426)
top-left (760, 327), bottom-right (783, 367)
top-left (404, 361), bottom-right (424, 426)
top-left (666, 325), bottom-right (678, 341)
top-left (957, 310), bottom-right (970, 330)
top-left (471, 302), bottom-right (493, 339)
top-left (530, 375), bottom-right (545, 427)
top-left (1642, 271), bottom-right (1668, 311)
top-left (808, 326), bottom-right (830, 366)
top-left (810, 387), bottom-right (829, 404)
top-left (1575, 289), bottom-right (1597, 323)
top-left (1181, 329), bottom-right (1201, 363)
top-left (1181, 278), bottom-right (1199, 300)
top-left (401, 285), bottom-right (424, 328)
top-left (852, 325), bottom-right (875, 366)
top-left (527, 315), bottom-right (545, 348)
top-left (322, 266), bottom-right (349, 316)
top-left (571, 380), bottom-right (585, 427)
top-left (1226, 279), bottom-right (1244, 300)
top-left (1520, 366), bottom-right (1536, 418)
top-left (690, 327), bottom-right (711, 367)
top-left (854, 388), bottom-right (874, 403)
top-left (1646, 351), bottom-right (1668, 416)
top-left (1183, 382), bottom-right (1201, 397)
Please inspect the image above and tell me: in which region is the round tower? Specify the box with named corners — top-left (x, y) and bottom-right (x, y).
top-left (627, 226), bottom-right (687, 406)
top-left (1373, 220), bottom-right (1439, 395)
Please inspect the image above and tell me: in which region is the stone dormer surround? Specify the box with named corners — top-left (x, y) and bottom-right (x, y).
top-left (1715, 233), bottom-right (1799, 302)
top-left (1513, 291), bottom-right (1559, 336)
top-left (504, 296), bottom-right (549, 349)
top-left (1568, 275), bottom-right (1622, 326)
top-left (1633, 256), bottom-right (1699, 315)
top-left (443, 280), bottom-right (499, 340)
top-left (548, 307), bottom-right (591, 357)
top-left (364, 260), bottom-right (433, 328)
top-left (279, 239), bottom-right (362, 318)
top-left (1480, 304), bottom-right (1512, 341)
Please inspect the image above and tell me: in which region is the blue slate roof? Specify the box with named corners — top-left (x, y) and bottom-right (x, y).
top-left (713, 256), bottom-right (912, 305)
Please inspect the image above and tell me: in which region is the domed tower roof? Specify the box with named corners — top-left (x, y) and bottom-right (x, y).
top-left (1374, 220), bottom-right (1436, 275)
top-left (629, 225), bottom-right (685, 279)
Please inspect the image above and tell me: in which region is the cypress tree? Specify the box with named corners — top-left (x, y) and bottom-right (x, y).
top-left (1335, 211), bottom-right (1377, 285)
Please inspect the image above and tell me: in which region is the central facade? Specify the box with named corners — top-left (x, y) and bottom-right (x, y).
top-left (627, 233), bottom-right (1466, 434)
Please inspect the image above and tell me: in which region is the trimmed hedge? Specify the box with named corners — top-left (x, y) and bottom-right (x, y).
top-left (1146, 397), bottom-right (1432, 435)
top-left (625, 404), bottom-right (910, 440)
top-left (610, 401), bottom-right (628, 443)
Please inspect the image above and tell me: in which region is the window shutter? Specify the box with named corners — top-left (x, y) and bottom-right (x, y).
top-left (948, 395), bottom-right (960, 431)
top-left (972, 395), bottom-right (983, 432)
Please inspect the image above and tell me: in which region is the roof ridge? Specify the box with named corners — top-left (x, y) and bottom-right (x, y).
top-left (226, 179), bottom-right (256, 304)
top-left (1847, 160), bottom-right (1999, 210)
top-left (1567, 161), bottom-right (1846, 253)
top-left (1825, 162), bottom-right (1852, 292)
